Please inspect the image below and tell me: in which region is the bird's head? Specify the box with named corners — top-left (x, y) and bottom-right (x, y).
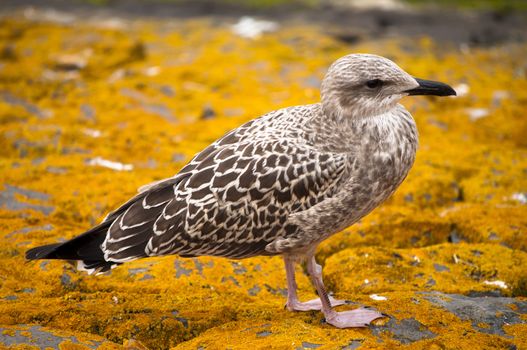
top-left (321, 53), bottom-right (456, 119)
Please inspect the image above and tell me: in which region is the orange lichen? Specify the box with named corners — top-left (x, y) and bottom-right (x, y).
top-left (0, 10), bottom-right (526, 350)
top-left (324, 243), bottom-right (527, 297)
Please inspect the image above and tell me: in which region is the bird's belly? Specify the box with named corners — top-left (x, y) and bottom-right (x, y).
top-left (336, 147), bottom-right (415, 231)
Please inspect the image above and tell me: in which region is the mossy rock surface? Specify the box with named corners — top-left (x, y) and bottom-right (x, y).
top-left (0, 6), bottom-right (526, 350)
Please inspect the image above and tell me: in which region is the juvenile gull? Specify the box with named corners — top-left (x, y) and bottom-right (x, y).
top-left (26, 54), bottom-right (455, 328)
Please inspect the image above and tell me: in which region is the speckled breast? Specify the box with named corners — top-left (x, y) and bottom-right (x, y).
top-left (334, 110), bottom-right (418, 233)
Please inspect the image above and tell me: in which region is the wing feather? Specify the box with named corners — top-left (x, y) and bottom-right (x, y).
top-left (101, 109), bottom-right (348, 262)
top-left (143, 139), bottom-right (347, 259)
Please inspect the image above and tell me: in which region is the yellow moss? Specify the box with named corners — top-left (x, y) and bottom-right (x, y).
top-left (58, 342), bottom-right (92, 350)
top-left (122, 339), bottom-right (148, 350)
top-left (0, 12), bottom-right (526, 350)
top-left (2, 330), bottom-right (16, 337)
top-left (2, 345), bottom-right (40, 350)
top-left (504, 324), bottom-right (527, 350)
top-left (324, 243), bottom-right (527, 297)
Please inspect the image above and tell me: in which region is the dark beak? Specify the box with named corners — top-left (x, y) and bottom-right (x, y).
top-left (405, 78), bottom-right (456, 97)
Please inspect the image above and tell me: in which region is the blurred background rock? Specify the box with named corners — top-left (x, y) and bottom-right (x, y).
top-left (0, 0), bottom-right (526, 349)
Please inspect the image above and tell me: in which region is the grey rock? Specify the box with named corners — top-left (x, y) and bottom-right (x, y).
top-left (372, 318), bottom-right (436, 344)
top-left (425, 278), bottom-right (436, 287)
top-left (423, 292), bottom-right (527, 335)
top-left (467, 290), bottom-right (503, 298)
top-left (0, 91), bottom-right (51, 119)
top-left (433, 263), bottom-right (450, 272)
top-left (142, 103), bottom-right (176, 122)
top-left (31, 158), bottom-right (45, 165)
top-left (174, 260), bottom-right (192, 278)
top-left (6, 224), bottom-right (53, 239)
top-left (488, 232), bottom-right (500, 241)
top-left (0, 325), bottom-right (103, 349)
top-left (160, 85), bottom-right (175, 97)
top-left (256, 330), bottom-right (272, 337)
top-left (264, 283), bottom-right (287, 296)
top-left (39, 261), bottom-right (49, 271)
top-left (341, 339), bottom-right (364, 350)
top-left (200, 106), bottom-right (216, 120)
top-left (303, 76), bottom-right (321, 88)
top-left (121, 88), bottom-right (176, 122)
top-left (248, 284), bottom-right (261, 296)
top-left (139, 274), bottom-right (154, 281)
top-left (175, 317), bottom-right (189, 328)
top-left (172, 153), bottom-right (186, 162)
top-left (231, 262), bottom-right (247, 275)
top-left (448, 227), bottom-right (462, 243)
top-left (128, 267), bottom-right (150, 276)
top-left (221, 275), bottom-right (240, 287)
top-left (0, 184), bottom-right (54, 215)
top-left (80, 104), bottom-right (96, 121)
top-left (3, 184), bottom-right (49, 201)
top-left (46, 166), bottom-right (68, 174)
top-left (427, 118), bottom-right (448, 130)
top-left (471, 249), bottom-right (483, 257)
top-left (301, 341), bottom-right (323, 349)
top-left (193, 258), bottom-right (204, 275)
top-left (60, 273), bottom-right (73, 288)
top-left (62, 147), bottom-right (90, 155)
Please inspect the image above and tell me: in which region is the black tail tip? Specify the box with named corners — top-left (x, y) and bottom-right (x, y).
top-left (26, 243), bottom-right (61, 260)
top-left (26, 244), bottom-right (119, 275)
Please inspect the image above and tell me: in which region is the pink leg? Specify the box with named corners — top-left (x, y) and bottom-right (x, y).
top-left (284, 256), bottom-right (346, 311)
top-left (305, 256), bottom-right (384, 328)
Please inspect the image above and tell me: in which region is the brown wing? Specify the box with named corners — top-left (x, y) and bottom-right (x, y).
top-left (142, 137), bottom-right (347, 259)
top-left (102, 136), bottom-right (347, 262)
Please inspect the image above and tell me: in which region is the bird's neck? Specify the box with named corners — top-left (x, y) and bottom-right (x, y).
top-left (309, 103), bottom-right (417, 153)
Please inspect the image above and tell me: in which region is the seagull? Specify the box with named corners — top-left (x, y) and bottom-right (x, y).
top-left (26, 54), bottom-right (455, 328)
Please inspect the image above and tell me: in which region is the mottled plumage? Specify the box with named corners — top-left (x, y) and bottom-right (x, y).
top-left (27, 54), bottom-right (455, 328)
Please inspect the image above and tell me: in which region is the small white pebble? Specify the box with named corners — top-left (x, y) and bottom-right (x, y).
top-left (87, 157), bottom-right (133, 171)
top-left (108, 68), bottom-right (126, 83)
top-left (453, 83), bottom-right (470, 97)
top-left (465, 108), bottom-right (489, 121)
top-left (348, 0), bottom-right (406, 10)
top-left (363, 279), bottom-right (370, 284)
top-left (93, 18), bottom-right (126, 30)
top-left (492, 90), bottom-right (509, 105)
top-left (83, 128), bottom-right (102, 138)
top-left (112, 296), bottom-right (119, 304)
top-left (369, 294), bottom-right (387, 301)
top-left (459, 43), bottom-right (470, 55)
top-left (231, 17), bottom-right (278, 39)
top-left (412, 255), bottom-right (421, 263)
top-left (511, 192), bottom-right (527, 204)
top-left (439, 206), bottom-right (462, 217)
top-left (144, 66), bottom-right (161, 77)
top-left (483, 280), bottom-right (508, 289)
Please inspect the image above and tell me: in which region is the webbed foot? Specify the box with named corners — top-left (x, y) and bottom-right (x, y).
top-left (287, 295), bottom-right (347, 311)
top-left (325, 307), bottom-right (385, 328)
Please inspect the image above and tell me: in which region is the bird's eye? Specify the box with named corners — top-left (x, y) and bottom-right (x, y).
top-left (365, 79), bottom-right (383, 89)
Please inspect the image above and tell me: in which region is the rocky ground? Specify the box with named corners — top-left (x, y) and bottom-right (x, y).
top-left (0, 2), bottom-right (526, 349)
